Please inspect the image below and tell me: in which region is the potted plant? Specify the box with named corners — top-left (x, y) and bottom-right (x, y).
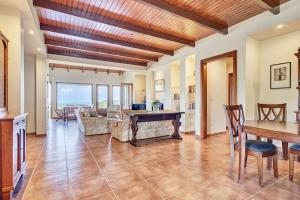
top-left (152, 100), bottom-right (161, 112)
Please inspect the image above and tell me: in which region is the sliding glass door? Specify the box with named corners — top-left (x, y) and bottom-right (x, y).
top-left (96, 84), bottom-right (109, 114)
top-left (121, 83), bottom-right (133, 109)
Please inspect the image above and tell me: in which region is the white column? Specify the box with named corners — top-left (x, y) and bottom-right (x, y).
top-left (35, 55), bottom-right (47, 135)
top-left (20, 27), bottom-right (25, 114)
top-left (195, 53), bottom-right (201, 136)
top-left (146, 71), bottom-right (154, 110)
top-left (164, 66), bottom-right (172, 110)
top-left (179, 57), bottom-right (186, 132)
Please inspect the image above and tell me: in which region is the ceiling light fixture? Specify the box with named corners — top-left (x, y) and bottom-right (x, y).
top-left (276, 24), bottom-right (284, 29)
top-left (29, 30), bottom-right (35, 35)
top-left (37, 48), bottom-right (41, 52)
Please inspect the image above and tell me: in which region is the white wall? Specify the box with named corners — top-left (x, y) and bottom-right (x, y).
top-left (207, 60), bottom-right (227, 134)
top-left (245, 37), bottom-right (261, 120)
top-left (259, 30), bottom-right (300, 121)
top-left (0, 7), bottom-right (23, 114)
top-left (147, 0), bottom-right (300, 135)
top-left (24, 56), bottom-right (35, 133)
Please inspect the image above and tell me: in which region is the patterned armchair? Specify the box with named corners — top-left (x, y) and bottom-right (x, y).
top-left (111, 115), bottom-right (174, 142)
top-left (75, 109), bottom-right (110, 135)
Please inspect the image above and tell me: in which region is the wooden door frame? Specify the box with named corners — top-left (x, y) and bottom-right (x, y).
top-left (200, 50), bottom-right (237, 139)
top-left (0, 31), bottom-right (8, 108)
top-left (227, 73), bottom-right (234, 105)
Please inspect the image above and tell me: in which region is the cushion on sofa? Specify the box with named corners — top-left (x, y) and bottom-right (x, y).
top-left (82, 110), bottom-right (90, 117)
top-left (90, 110), bottom-right (98, 117)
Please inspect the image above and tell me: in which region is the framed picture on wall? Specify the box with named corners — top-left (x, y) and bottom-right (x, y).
top-left (154, 79), bottom-right (165, 92)
top-left (270, 62), bottom-right (291, 89)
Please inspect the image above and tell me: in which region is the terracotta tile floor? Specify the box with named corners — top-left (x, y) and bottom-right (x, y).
top-left (14, 120), bottom-right (300, 200)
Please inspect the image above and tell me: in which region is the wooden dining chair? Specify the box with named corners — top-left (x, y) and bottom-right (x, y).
top-left (53, 105), bottom-right (65, 122)
top-left (224, 104), bottom-right (278, 186)
top-left (257, 103), bottom-right (288, 160)
top-left (289, 144), bottom-right (300, 181)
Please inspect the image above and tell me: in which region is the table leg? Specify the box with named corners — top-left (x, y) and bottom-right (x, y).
top-left (171, 114), bottom-right (183, 140)
top-left (130, 116), bottom-right (139, 146)
top-left (238, 126), bottom-right (246, 184)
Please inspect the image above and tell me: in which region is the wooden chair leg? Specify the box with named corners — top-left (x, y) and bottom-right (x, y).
top-left (257, 154), bottom-right (264, 186)
top-left (282, 142), bottom-right (288, 160)
top-left (267, 138), bottom-right (273, 143)
top-left (244, 153), bottom-right (248, 168)
top-left (289, 152), bottom-right (294, 181)
top-left (228, 146), bottom-right (234, 176)
top-left (256, 136), bottom-right (261, 141)
top-left (267, 139), bottom-right (273, 170)
top-left (273, 154), bottom-right (278, 178)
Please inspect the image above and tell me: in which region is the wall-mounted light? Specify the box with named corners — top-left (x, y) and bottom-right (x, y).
top-left (37, 48), bottom-right (41, 52)
top-left (29, 30), bottom-right (35, 35)
top-left (276, 24), bottom-right (284, 29)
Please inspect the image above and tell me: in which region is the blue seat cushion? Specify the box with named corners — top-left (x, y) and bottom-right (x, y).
top-left (248, 142), bottom-right (276, 153)
top-left (234, 139), bottom-right (257, 149)
top-left (290, 144), bottom-right (300, 151)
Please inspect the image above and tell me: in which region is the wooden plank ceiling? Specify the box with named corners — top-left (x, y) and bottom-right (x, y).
top-left (34, 0), bottom-right (289, 67)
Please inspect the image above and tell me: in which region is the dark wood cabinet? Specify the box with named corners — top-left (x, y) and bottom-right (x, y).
top-left (0, 114), bottom-right (27, 200)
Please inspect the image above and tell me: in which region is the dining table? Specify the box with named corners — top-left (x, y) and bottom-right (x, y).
top-left (238, 120), bottom-right (300, 183)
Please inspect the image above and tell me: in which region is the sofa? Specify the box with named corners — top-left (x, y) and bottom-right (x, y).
top-left (111, 114), bottom-right (174, 142)
top-left (75, 109), bottom-right (110, 135)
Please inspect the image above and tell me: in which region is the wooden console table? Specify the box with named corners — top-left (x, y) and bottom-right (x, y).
top-left (129, 111), bottom-right (184, 146)
top-left (0, 114), bottom-right (27, 200)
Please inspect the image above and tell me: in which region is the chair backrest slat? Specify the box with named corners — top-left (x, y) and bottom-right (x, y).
top-left (257, 103), bottom-right (286, 122)
top-left (223, 104), bottom-right (245, 139)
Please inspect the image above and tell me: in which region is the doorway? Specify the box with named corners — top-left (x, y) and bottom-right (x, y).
top-left (200, 50), bottom-right (237, 139)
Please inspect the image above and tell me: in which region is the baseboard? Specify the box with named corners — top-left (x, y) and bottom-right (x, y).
top-left (35, 132), bottom-right (47, 136)
top-left (181, 131), bottom-right (195, 135)
top-left (207, 131), bottom-right (226, 136)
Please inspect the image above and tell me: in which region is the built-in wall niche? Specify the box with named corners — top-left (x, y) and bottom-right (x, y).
top-left (154, 70), bottom-right (166, 104)
top-left (185, 55), bottom-right (196, 132)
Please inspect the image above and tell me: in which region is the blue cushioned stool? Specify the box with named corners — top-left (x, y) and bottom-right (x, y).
top-left (289, 144), bottom-right (300, 181)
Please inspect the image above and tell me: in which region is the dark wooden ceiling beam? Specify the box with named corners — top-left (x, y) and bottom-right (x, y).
top-left (255, 0), bottom-right (280, 15)
top-left (47, 48), bottom-right (148, 66)
top-left (41, 23), bottom-right (173, 55)
top-left (33, 0), bottom-right (195, 46)
top-left (45, 38), bottom-right (158, 62)
top-left (134, 0), bottom-right (228, 34)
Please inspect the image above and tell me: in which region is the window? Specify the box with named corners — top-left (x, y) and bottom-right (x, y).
top-left (112, 85), bottom-right (121, 105)
top-left (56, 83), bottom-right (92, 109)
top-left (96, 85), bottom-right (109, 109)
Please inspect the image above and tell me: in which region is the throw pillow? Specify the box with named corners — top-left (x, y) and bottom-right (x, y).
top-left (82, 110), bottom-right (90, 117)
top-left (90, 110), bottom-right (98, 117)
